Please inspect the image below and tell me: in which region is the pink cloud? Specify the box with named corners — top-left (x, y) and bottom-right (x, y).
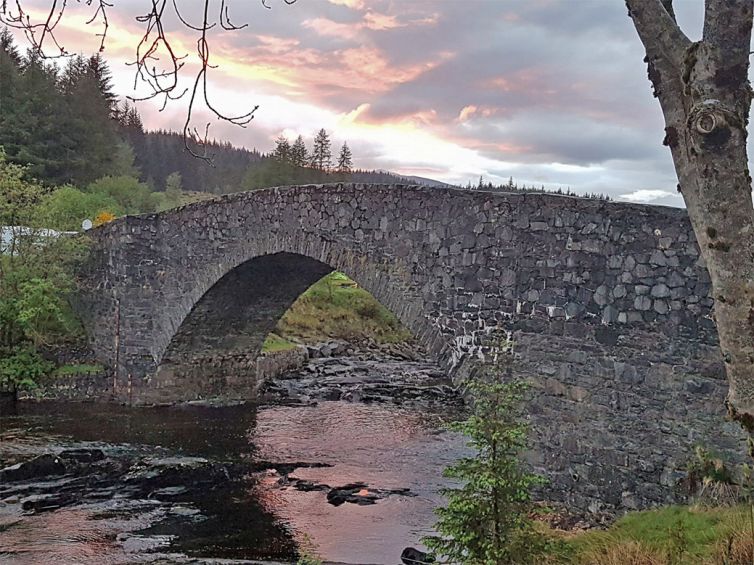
top-left (303, 9), bottom-right (439, 39)
top-left (302, 17), bottom-right (358, 39)
top-left (363, 12), bottom-right (403, 30)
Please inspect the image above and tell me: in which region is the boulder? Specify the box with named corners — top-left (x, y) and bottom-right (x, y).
top-left (401, 547), bottom-right (433, 564)
top-left (0, 454), bottom-right (66, 482)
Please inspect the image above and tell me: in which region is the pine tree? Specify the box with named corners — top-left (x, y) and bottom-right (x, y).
top-left (57, 54), bottom-right (120, 184)
top-left (273, 135), bottom-right (290, 163)
top-left (87, 53), bottom-right (118, 118)
top-left (290, 135), bottom-right (308, 168)
top-left (423, 346), bottom-right (549, 565)
top-left (14, 50), bottom-right (68, 182)
top-left (336, 141), bottom-right (353, 174)
top-left (310, 128), bottom-right (332, 171)
top-left (0, 30), bottom-right (23, 161)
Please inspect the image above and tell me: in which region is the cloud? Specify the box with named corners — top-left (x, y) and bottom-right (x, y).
top-left (363, 12), bottom-right (403, 30)
top-left (618, 189), bottom-right (677, 203)
top-left (328, 0), bottom-right (366, 9)
top-left (302, 17), bottom-right (357, 39)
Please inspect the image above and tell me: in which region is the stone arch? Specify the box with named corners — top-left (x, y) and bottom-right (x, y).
top-left (150, 250), bottom-right (432, 402)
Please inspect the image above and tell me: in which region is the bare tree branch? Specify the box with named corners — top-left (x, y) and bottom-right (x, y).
top-left (0, 0), bottom-right (297, 162)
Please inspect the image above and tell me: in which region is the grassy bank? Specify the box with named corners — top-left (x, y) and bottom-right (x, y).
top-left (543, 504), bottom-right (753, 564)
top-left (262, 271), bottom-right (412, 353)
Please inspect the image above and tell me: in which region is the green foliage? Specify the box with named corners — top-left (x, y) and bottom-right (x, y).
top-left (0, 38), bottom-right (120, 186)
top-left (110, 141), bottom-right (140, 178)
top-left (423, 354), bottom-right (549, 565)
top-left (0, 155), bottom-right (88, 392)
top-left (15, 277), bottom-right (80, 346)
top-left (296, 533), bottom-right (323, 565)
top-left (311, 128), bottom-right (332, 171)
top-left (337, 141), bottom-right (353, 173)
top-left (0, 148), bottom-right (48, 227)
top-left (0, 345), bottom-right (52, 392)
top-left (262, 333), bottom-right (298, 353)
top-left (687, 445), bottom-right (736, 487)
top-left (86, 175), bottom-right (157, 214)
top-left (165, 171), bottom-right (183, 196)
top-left (40, 185), bottom-right (123, 231)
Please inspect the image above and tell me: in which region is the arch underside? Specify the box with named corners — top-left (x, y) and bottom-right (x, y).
top-left (150, 252), bottom-right (334, 401)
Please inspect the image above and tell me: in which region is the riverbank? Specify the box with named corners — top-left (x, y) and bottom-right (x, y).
top-left (540, 504), bottom-right (754, 564)
top-left (20, 338), bottom-right (426, 403)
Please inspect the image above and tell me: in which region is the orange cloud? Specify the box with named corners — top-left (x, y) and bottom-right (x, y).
top-left (343, 103), bottom-right (438, 129)
top-left (207, 34), bottom-right (452, 101)
top-left (458, 105), bottom-right (499, 122)
top-left (458, 105), bottom-right (478, 122)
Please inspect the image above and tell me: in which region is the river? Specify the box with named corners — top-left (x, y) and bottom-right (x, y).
top-left (0, 358), bottom-right (468, 564)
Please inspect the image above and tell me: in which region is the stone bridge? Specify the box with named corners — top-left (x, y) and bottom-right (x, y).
top-left (77, 183), bottom-right (744, 512)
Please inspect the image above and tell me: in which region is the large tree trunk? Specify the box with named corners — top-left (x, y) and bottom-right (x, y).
top-left (627, 0), bottom-right (754, 428)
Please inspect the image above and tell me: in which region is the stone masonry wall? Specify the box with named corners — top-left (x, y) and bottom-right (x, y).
top-left (76, 183), bottom-right (746, 512)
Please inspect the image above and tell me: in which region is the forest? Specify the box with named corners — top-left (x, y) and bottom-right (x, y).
top-left (0, 28), bottom-right (423, 219)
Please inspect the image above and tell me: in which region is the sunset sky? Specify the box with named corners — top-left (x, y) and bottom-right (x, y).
top-left (9, 1), bottom-right (743, 206)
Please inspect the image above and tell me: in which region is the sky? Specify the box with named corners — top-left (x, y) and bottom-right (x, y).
top-left (8, 0), bottom-right (738, 206)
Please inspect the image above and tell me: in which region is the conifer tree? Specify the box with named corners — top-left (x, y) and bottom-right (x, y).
top-left (290, 135), bottom-right (308, 168)
top-left (310, 128), bottom-right (332, 171)
top-left (336, 141), bottom-right (353, 174)
top-left (424, 346), bottom-right (549, 565)
top-left (273, 135), bottom-right (290, 163)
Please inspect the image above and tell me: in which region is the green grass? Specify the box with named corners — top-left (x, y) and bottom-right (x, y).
top-left (53, 363), bottom-right (105, 377)
top-left (545, 504), bottom-right (753, 564)
top-left (262, 332), bottom-right (298, 353)
top-left (274, 271), bottom-right (412, 345)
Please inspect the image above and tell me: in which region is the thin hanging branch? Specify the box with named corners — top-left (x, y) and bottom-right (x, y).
top-left (0, 0), bottom-right (297, 162)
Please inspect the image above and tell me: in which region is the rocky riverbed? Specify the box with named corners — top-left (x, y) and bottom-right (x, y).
top-left (0, 357), bottom-right (468, 564)
top-left (260, 356), bottom-right (462, 407)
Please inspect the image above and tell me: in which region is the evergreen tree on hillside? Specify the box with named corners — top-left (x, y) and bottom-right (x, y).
top-left (57, 54), bottom-right (120, 184)
top-left (0, 37), bottom-right (122, 186)
top-left (0, 28), bottom-right (21, 66)
top-left (337, 142), bottom-right (353, 174)
top-left (310, 128), bottom-right (332, 171)
top-left (0, 30), bottom-right (23, 161)
top-left (273, 135), bottom-right (290, 163)
top-left (86, 54), bottom-right (118, 117)
top-left (13, 50), bottom-right (67, 182)
top-left (290, 135), bottom-right (308, 168)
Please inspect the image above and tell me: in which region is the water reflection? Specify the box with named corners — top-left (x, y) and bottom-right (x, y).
top-left (0, 379), bottom-right (465, 563)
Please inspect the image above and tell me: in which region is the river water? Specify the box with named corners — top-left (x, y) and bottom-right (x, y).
top-left (0, 359), bottom-right (467, 564)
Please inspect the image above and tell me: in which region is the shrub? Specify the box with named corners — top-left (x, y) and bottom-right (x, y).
top-left (0, 345), bottom-right (53, 393)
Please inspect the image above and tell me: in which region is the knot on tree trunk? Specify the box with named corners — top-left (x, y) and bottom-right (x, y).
top-left (686, 100), bottom-right (736, 151)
